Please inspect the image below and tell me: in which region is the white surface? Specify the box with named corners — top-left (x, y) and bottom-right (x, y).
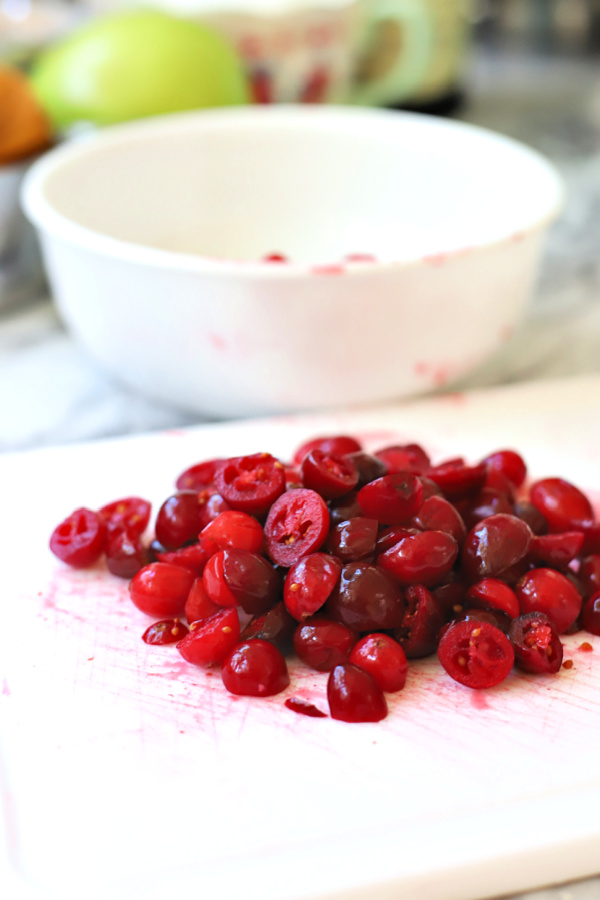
top-left (1, 373), bottom-right (600, 900)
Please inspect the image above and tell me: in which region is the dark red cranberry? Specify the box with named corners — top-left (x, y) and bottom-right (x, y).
top-left (264, 489), bottom-right (329, 566)
top-left (482, 450), bottom-right (527, 488)
top-left (373, 443), bottom-right (431, 475)
top-left (197, 489), bottom-right (230, 529)
top-left (240, 601), bottom-right (296, 651)
top-left (461, 514), bottom-right (533, 582)
top-left (175, 458), bottom-right (224, 491)
top-left (343, 451), bottom-right (387, 487)
top-left (513, 501), bottom-right (548, 535)
top-left (516, 568), bottom-right (582, 634)
top-left (578, 555), bottom-right (600, 599)
top-left (325, 517), bottom-right (378, 562)
top-left (155, 537), bottom-right (217, 575)
top-left (155, 491), bottom-right (206, 550)
top-left (129, 562), bottom-right (196, 618)
top-left (222, 639), bottom-right (290, 696)
top-left (427, 460), bottom-right (488, 501)
top-left (528, 531), bottom-right (584, 569)
top-left (529, 478), bottom-right (595, 533)
top-left (106, 529), bottom-right (148, 578)
top-left (582, 591), bottom-right (600, 635)
top-left (293, 617), bottom-right (357, 671)
top-left (325, 562), bottom-right (405, 631)
top-left (375, 525), bottom-right (420, 556)
top-left (200, 510), bottom-right (264, 553)
top-left (412, 495), bottom-right (466, 545)
top-left (418, 477), bottom-right (443, 499)
top-left (437, 620), bottom-right (515, 689)
top-left (377, 531), bottom-right (458, 587)
top-left (456, 487), bottom-right (513, 531)
top-left (509, 612), bottom-right (563, 674)
top-left (447, 608), bottom-right (511, 634)
top-left (293, 435), bottom-right (362, 466)
top-left (580, 523), bottom-right (600, 556)
top-left (177, 607), bottom-right (240, 666)
top-left (184, 577), bottom-right (222, 624)
top-left (285, 698), bottom-right (327, 718)
top-left (284, 553), bottom-right (341, 621)
top-left (220, 548), bottom-right (281, 616)
top-left (327, 663), bottom-right (387, 722)
top-left (431, 573), bottom-right (468, 615)
top-left (393, 584), bottom-right (445, 658)
top-left (300, 449), bottom-right (359, 499)
top-left (328, 491), bottom-right (362, 527)
top-left (142, 618), bottom-right (189, 645)
top-left (357, 473), bottom-right (423, 524)
top-left (466, 578), bottom-right (520, 619)
top-left (99, 496), bottom-right (151, 538)
top-left (49, 507), bottom-right (106, 568)
top-left (349, 634), bottom-right (408, 692)
top-left (215, 453), bottom-right (286, 517)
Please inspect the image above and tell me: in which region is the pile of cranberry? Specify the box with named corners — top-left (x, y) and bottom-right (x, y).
top-left (49, 435), bottom-right (600, 723)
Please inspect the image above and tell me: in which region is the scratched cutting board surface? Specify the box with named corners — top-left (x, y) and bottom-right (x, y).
top-left (1, 374), bottom-right (600, 900)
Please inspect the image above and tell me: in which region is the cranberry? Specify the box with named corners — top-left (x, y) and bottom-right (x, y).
top-left (155, 537), bottom-right (216, 575)
top-left (457, 487), bottom-right (514, 531)
top-left (447, 608), bottom-right (511, 634)
top-left (461, 514), bottom-right (533, 582)
top-left (393, 584), bottom-right (445, 658)
top-left (221, 639), bottom-right (289, 696)
top-left (580, 523), bottom-right (600, 556)
top-left (482, 450), bottom-right (527, 488)
top-left (349, 634), bottom-right (408, 692)
top-left (202, 551), bottom-right (237, 607)
top-left (142, 618), bottom-right (189, 646)
top-left (513, 501), bottom-right (548, 535)
top-left (129, 562), bottom-right (196, 618)
top-left (509, 612), bottom-right (563, 674)
top-left (197, 489), bottom-right (230, 529)
top-left (177, 607), bottom-right (240, 666)
top-left (284, 467), bottom-right (303, 489)
top-left (377, 531), bottom-right (458, 587)
top-left (264, 489), bottom-right (329, 567)
top-left (300, 449), bottom-right (359, 499)
top-left (412, 495), bottom-right (466, 545)
top-left (427, 460), bottom-right (488, 501)
top-left (466, 578), bottom-right (520, 619)
top-left (582, 591), bottom-right (600, 635)
top-left (49, 507), bottom-right (106, 568)
top-left (343, 451), bottom-right (387, 487)
top-left (285, 698), bottom-right (327, 718)
top-left (293, 435), bottom-right (362, 466)
top-left (284, 553), bottom-right (341, 621)
top-left (431, 573), bottom-right (468, 615)
top-left (357, 473), bottom-right (423, 524)
top-left (326, 562), bottom-right (405, 631)
top-left (200, 510), bottom-right (264, 553)
top-left (220, 548), bottom-right (281, 615)
top-left (327, 663), bottom-right (387, 722)
top-left (106, 529), bottom-right (148, 578)
top-left (184, 577), bottom-right (222, 624)
top-left (528, 531), bottom-right (584, 569)
top-left (155, 491), bottom-right (206, 550)
top-left (516, 568), bottom-right (582, 634)
top-left (375, 525), bottom-right (420, 556)
top-left (240, 601), bottom-right (296, 650)
top-left (325, 517), bottom-right (378, 562)
top-left (418, 477), bottom-right (443, 499)
top-left (328, 491), bottom-right (362, 527)
top-left (437, 620), bottom-right (515, 689)
top-left (99, 496), bottom-right (151, 538)
top-left (215, 453), bottom-right (286, 516)
top-left (529, 478), bottom-right (595, 533)
top-left (175, 458), bottom-right (224, 491)
top-left (578, 555), bottom-right (600, 599)
top-left (373, 443), bottom-right (430, 475)
top-left (293, 617), bottom-right (356, 671)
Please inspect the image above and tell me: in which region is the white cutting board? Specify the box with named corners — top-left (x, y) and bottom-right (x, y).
top-left (1, 374), bottom-right (600, 900)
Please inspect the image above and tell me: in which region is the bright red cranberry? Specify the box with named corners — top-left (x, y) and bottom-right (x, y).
top-left (222, 639), bottom-right (290, 696)
top-left (202, 550), bottom-right (237, 607)
top-left (349, 634), bottom-right (408, 692)
top-left (343, 451), bottom-right (387, 487)
top-left (177, 607), bottom-right (240, 666)
top-left (175, 458), bottom-right (224, 491)
top-left (393, 584), bottom-right (445, 658)
top-left (412, 495), bottom-right (466, 545)
top-left (357, 473), bottom-right (423, 524)
top-left (377, 531), bottom-right (458, 587)
top-left (328, 491), bottom-right (362, 527)
top-left (200, 510), bottom-right (264, 553)
top-left (529, 478), bottom-right (595, 533)
top-left (457, 488), bottom-right (514, 531)
top-left (516, 567), bottom-right (582, 634)
top-left (483, 450), bottom-right (527, 488)
top-left (427, 460), bottom-right (488, 501)
top-left (509, 612), bottom-right (563, 674)
top-left (155, 537), bottom-right (217, 575)
top-left (99, 496), bottom-right (151, 538)
top-left (293, 435), bottom-right (362, 466)
top-left (264, 489), bottom-right (329, 567)
top-left (285, 698), bottom-right (327, 718)
top-left (580, 523), bottom-right (600, 555)
top-left (327, 663), bottom-right (387, 722)
top-left (300, 449), bottom-right (359, 499)
top-left (49, 507), bottom-right (106, 568)
top-left (284, 553), bottom-right (341, 621)
top-left (284, 467), bottom-right (303, 489)
top-left (106, 529), bottom-right (148, 578)
top-left (197, 489), bottom-right (231, 529)
top-left (437, 620), bottom-right (515, 689)
top-left (214, 453), bottom-right (286, 516)
top-left (375, 525), bottom-right (420, 555)
top-left (240, 601), bottom-right (296, 651)
top-left (582, 591), bottom-right (600, 635)
top-left (293, 617), bottom-right (357, 671)
top-left (325, 517), bottom-right (378, 562)
top-left (326, 562), bottom-right (405, 631)
top-left (220, 548), bottom-right (281, 615)
top-left (373, 443), bottom-right (430, 475)
top-left (528, 531), bottom-right (584, 569)
top-left (155, 491), bottom-right (207, 550)
top-left (129, 562), bottom-right (196, 618)
top-left (466, 578), bottom-right (520, 619)
top-left (184, 577), bottom-right (222, 624)
top-left (142, 618), bottom-right (189, 645)
top-left (461, 514), bottom-right (533, 582)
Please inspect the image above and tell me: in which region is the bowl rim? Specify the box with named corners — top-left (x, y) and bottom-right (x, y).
top-left (21, 104), bottom-right (565, 277)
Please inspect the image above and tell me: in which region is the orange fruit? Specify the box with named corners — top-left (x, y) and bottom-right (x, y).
top-left (0, 63), bottom-right (53, 166)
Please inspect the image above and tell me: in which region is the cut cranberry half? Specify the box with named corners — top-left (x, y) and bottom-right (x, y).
top-left (349, 634), bottom-right (408, 692)
top-left (284, 553), bottom-right (341, 621)
top-left (184, 577), bottom-right (222, 624)
top-left (142, 618), bottom-right (189, 646)
top-left (393, 584), bottom-right (445, 658)
top-left (327, 663), bottom-right (387, 722)
top-left (175, 458), bottom-right (224, 491)
top-left (293, 435), bottom-right (362, 466)
top-left (343, 451), bottom-right (387, 487)
top-left (357, 474), bottom-right (423, 524)
top-left (177, 607), bottom-right (240, 666)
top-left (221, 548), bottom-right (281, 615)
top-left (200, 510), bottom-right (264, 553)
top-left (461, 514), bottom-right (533, 582)
top-left (456, 488), bottom-right (514, 531)
top-left (529, 478), bottom-right (595, 533)
top-left (106, 529), bottom-right (148, 579)
top-left (437, 620), bottom-right (515, 689)
top-left (482, 450), bottom-right (527, 489)
top-left (49, 507), bottom-right (106, 568)
top-left (412, 495), bottom-right (466, 545)
top-left (215, 453), bottom-right (286, 516)
top-left (377, 531), bottom-right (458, 587)
top-left (99, 496), bottom-right (151, 538)
top-left (466, 578), bottom-right (520, 619)
top-left (300, 449), bottom-right (359, 500)
top-left (240, 601), bottom-right (296, 651)
top-left (202, 551), bottom-right (237, 607)
top-left (373, 443), bottom-right (431, 475)
top-left (516, 567), bottom-right (582, 634)
top-left (264, 489), bottom-right (329, 567)
top-left (582, 591), bottom-right (600, 636)
top-left (427, 460), bottom-right (488, 501)
top-left (509, 612), bottom-right (563, 674)
top-left (528, 531), bottom-right (584, 569)
top-left (155, 537), bottom-right (217, 575)
top-left (325, 562), bottom-right (405, 631)
top-left (155, 491), bottom-right (207, 550)
top-left (293, 617), bottom-right (357, 672)
top-left (325, 517), bottom-right (378, 562)
top-left (129, 562), bottom-right (196, 618)
top-left (221, 639), bottom-right (289, 696)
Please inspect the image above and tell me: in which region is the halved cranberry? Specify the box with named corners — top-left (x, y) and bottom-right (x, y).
top-left (142, 618), bottom-right (189, 645)
top-left (513, 501), bottom-right (548, 535)
top-left (375, 525), bottom-right (420, 556)
top-left (582, 591), bottom-right (600, 635)
top-left (177, 607), bottom-right (240, 666)
top-left (293, 435), bottom-right (362, 466)
top-left (373, 443), bottom-right (431, 475)
top-left (357, 474), bottom-right (423, 524)
top-left (200, 510), bottom-right (264, 553)
top-left (466, 578), bottom-right (520, 619)
top-left (264, 489), bottom-right (329, 567)
top-left (412, 495), bottom-right (466, 545)
top-left (431, 573), bottom-right (468, 616)
top-left (529, 478), bottom-right (595, 533)
top-left (300, 449), bottom-right (358, 499)
top-left (106, 529), bottom-right (148, 578)
top-left (285, 698), bottom-right (327, 718)
top-left (155, 537), bottom-right (217, 575)
top-left (214, 453), bottom-right (286, 516)
top-left (175, 458), bottom-right (224, 491)
top-left (343, 451), bottom-right (387, 487)
top-left (129, 562), bottom-right (196, 618)
top-left (99, 497), bottom-right (151, 538)
top-left (155, 491), bottom-right (207, 550)
top-left (202, 550), bottom-right (237, 607)
top-left (427, 460), bottom-right (488, 501)
top-left (377, 531), bottom-right (458, 587)
top-left (327, 663), bottom-right (387, 722)
top-left (184, 577), bottom-right (222, 624)
top-left (516, 567), bottom-right (582, 634)
top-left (240, 601), bottom-right (296, 651)
top-left (349, 634), bottom-right (408, 692)
top-left (393, 584), bottom-right (445, 658)
top-left (580, 523), bottom-right (600, 556)
top-left (437, 620), bottom-right (515, 689)
top-left (528, 531), bottom-right (584, 569)
top-left (482, 450), bottom-right (527, 489)
top-left (222, 639), bottom-right (290, 696)
top-left (49, 507), bottom-right (106, 568)
top-left (197, 489), bottom-right (230, 529)
top-left (284, 553), bottom-right (341, 621)
top-left (325, 517), bottom-right (378, 562)
top-left (418, 477), bottom-right (443, 500)
top-left (456, 488), bottom-right (514, 531)
top-left (293, 617), bottom-right (357, 671)
top-left (221, 548), bottom-right (281, 615)
top-left (447, 608), bottom-right (511, 634)
top-left (325, 562), bottom-right (405, 631)
top-left (461, 514), bottom-right (533, 582)
top-left (509, 612), bottom-right (563, 674)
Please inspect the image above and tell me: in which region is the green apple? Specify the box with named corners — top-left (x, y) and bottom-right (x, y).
top-left (29, 9), bottom-right (250, 130)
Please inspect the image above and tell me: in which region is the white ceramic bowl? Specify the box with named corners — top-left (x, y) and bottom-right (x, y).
top-left (22, 105), bottom-right (563, 418)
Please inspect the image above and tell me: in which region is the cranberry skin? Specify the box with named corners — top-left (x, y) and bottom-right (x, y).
top-left (466, 578), bottom-right (520, 619)
top-left (328, 491), bottom-right (362, 527)
top-left (326, 562), bottom-right (405, 631)
top-left (357, 474), bottom-right (423, 524)
top-left (221, 549), bottom-right (281, 616)
top-left (156, 537), bottom-right (216, 575)
top-left (200, 510), bottom-right (264, 553)
top-left (483, 450), bottom-right (527, 489)
top-left (579, 555), bottom-right (600, 599)
top-left (516, 568), bottom-right (582, 634)
top-left (49, 507), bottom-right (106, 568)
top-left (177, 607), bottom-right (240, 666)
top-left (106, 529), bottom-right (148, 579)
top-left (431, 573), bottom-right (468, 616)
top-left (427, 460), bottom-right (488, 501)
top-left (222, 639), bottom-right (290, 696)
top-left (284, 553), bottom-right (341, 621)
top-left (529, 477), bottom-right (595, 533)
top-left (509, 612), bottom-right (563, 675)
top-left (184, 577), bottom-right (222, 624)
top-left (142, 618), bottom-right (189, 646)
top-left (375, 525), bottom-right (420, 556)
top-left (393, 584), bottom-right (445, 658)
top-left (344, 451), bottom-right (387, 487)
top-left (129, 562), bottom-right (196, 618)
top-left (197, 489), bottom-right (231, 529)
top-left (155, 492), bottom-right (206, 550)
top-left (513, 501), bottom-right (548, 536)
top-left (300, 449), bottom-right (359, 500)
top-left (293, 617), bottom-right (357, 672)
top-left (240, 602), bottom-right (296, 651)
top-left (325, 517), bottom-right (378, 562)
top-left (456, 488), bottom-right (513, 531)
top-left (215, 453), bottom-right (286, 517)
top-left (327, 663), bottom-right (387, 723)
top-left (285, 698), bottom-right (327, 718)
top-left (377, 531), bottom-right (458, 587)
top-left (202, 551), bottom-right (237, 607)
top-left (349, 634), bottom-right (408, 692)
top-left (99, 497), bottom-right (151, 538)
top-left (461, 514), bottom-right (533, 583)
top-left (175, 458), bottom-right (224, 491)
top-left (448, 608), bottom-right (511, 635)
top-left (264, 489), bottom-right (329, 567)
top-left (580, 523), bottom-right (600, 556)
top-left (293, 435), bottom-right (362, 466)
top-left (437, 620), bottom-right (515, 689)
top-left (528, 531), bottom-right (584, 570)
top-left (374, 443), bottom-right (431, 475)
top-left (412, 495), bottom-right (466, 545)
top-left (582, 591), bottom-right (600, 636)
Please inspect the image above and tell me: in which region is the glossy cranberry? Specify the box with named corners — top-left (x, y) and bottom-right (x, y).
top-left (327, 663), bottom-right (387, 722)
top-left (375, 525), bottom-right (420, 555)
top-left (222, 639), bottom-right (290, 696)
top-left (240, 601), bottom-right (296, 651)
top-left (580, 523), bottom-right (600, 556)
top-left (184, 576), bottom-right (222, 624)
top-left (466, 578), bottom-right (520, 619)
top-left (99, 496), bottom-right (151, 538)
top-left (155, 491), bottom-right (206, 550)
top-left (325, 517), bottom-right (378, 562)
top-left (155, 537), bottom-right (217, 575)
top-left (378, 531), bottom-right (458, 587)
top-left (343, 451), bottom-right (387, 487)
top-left (516, 568), bottom-right (582, 634)
top-left (418, 477), bottom-right (443, 500)
top-left (264, 489), bottom-right (329, 567)
top-left (129, 562), bottom-right (196, 618)
top-left (177, 607), bottom-right (240, 666)
top-left (513, 501), bottom-right (548, 535)
top-left (142, 618), bottom-right (189, 645)
top-left (106, 529), bottom-right (148, 578)
top-left (284, 467), bottom-right (303, 489)
top-left (202, 551), bottom-right (237, 607)
top-left (328, 491), bottom-right (362, 527)
top-left (300, 449), bottom-right (359, 499)
top-left (349, 634), bottom-right (408, 692)
top-left (293, 435), bottom-right (362, 466)
top-left (373, 443), bottom-right (431, 476)
top-left (285, 698), bottom-right (327, 718)
top-left (293, 617), bottom-right (357, 672)
top-left (221, 548), bottom-right (281, 615)
top-left (529, 478), bottom-right (595, 533)
top-left (528, 531), bottom-right (584, 569)
top-left (482, 450), bottom-right (527, 488)
top-left (326, 562), bottom-right (405, 631)
top-left (214, 453), bottom-right (286, 516)
top-left (175, 458), bottom-right (224, 491)
top-left (456, 488), bottom-right (514, 531)
top-left (437, 620), bottom-right (515, 689)
top-left (509, 612), bottom-right (563, 674)
top-left (582, 591), bottom-right (600, 635)
top-left (284, 553), bottom-right (341, 621)
top-left (427, 460), bottom-right (488, 501)
top-left (197, 489), bottom-right (230, 529)
top-left (49, 507), bottom-right (106, 568)
top-left (200, 510), bottom-right (264, 553)
top-left (447, 608), bottom-right (511, 634)
top-left (431, 573), bottom-right (468, 615)
top-left (357, 473), bottom-right (423, 524)
top-left (412, 495), bottom-right (466, 545)
top-left (461, 514), bottom-right (533, 582)
top-left (393, 584), bottom-right (445, 658)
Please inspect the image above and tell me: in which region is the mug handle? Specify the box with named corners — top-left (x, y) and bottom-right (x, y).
top-left (348, 0), bottom-right (434, 107)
